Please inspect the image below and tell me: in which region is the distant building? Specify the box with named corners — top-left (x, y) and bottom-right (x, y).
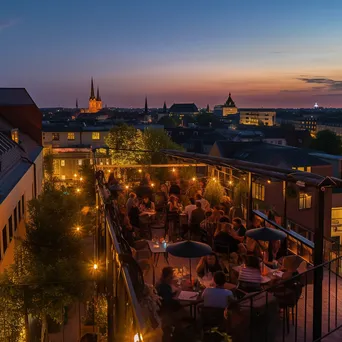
top-left (240, 109), bottom-right (276, 126)
top-left (278, 116), bottom-right (317, 135)
top-left (222, 93), bottom-right (238, 116)
top-left (316, 123), bottom-right (342, 137)
top-left (168, 103), bottom-right (199, 116)
top-left (0, 88), bottom-right (43, 273)
top-left (86, 78), bottom-right (102, 113)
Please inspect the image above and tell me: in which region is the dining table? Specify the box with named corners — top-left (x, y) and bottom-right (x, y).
top-left (147, 239), bottom-right (170, 267)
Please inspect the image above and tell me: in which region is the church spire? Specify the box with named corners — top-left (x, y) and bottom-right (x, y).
top-left (96, 86), bottom-right (101, 101)
top-left (76, 98), bottom-right (78, 109)
top-left (145, 97), bottom-right (148, 114)
top-left (163, 101), bottom-right (167, 113)
top-left (90, 78), bottom-right (95, 100)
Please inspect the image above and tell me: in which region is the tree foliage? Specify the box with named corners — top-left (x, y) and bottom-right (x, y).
top-left (0, 182), bottom-right (88, 342)
top-left (43, 150), bottom-right (54, 182)
top-left (310, 130), bottom-right (342, 155)
top-left (143, 128), bottom-right (183, 164)
top-left (105, 125), bottom-right (183, 165)
top-left (204, 179), bottom-right (225, 206)
top-left (105, 124), bottom-right (145, 165)
top-left (79, 160), bottom-right (96, 206)
top-left (196, 113), bottom-right (220, 127)
top-left (157, 116), bottom-right (180, 127)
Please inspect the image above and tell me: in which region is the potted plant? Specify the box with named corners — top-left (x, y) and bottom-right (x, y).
top-left (204, 179), bottom-right (225, 206)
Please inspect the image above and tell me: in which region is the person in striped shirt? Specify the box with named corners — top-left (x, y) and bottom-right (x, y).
top-left (238, 255), bottom-right (263, 293)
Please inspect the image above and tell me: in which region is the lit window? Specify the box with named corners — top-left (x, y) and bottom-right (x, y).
top-left (78, 159), bottom-right (83, 166)
top-left (68, 132), bottom-right (75, 140)
top-left (61, 175), bottom-right (66, 180)
top-left (252, 183), bottom-right (265, 201)
top-left (106, 159), bottom-right (110, 165)
top-left (299, 192), bottom-right (312, 210)
top-left (52, 133), bottom-right (60, 141)
top-left (60, 160), bottom-right (65, 166)
top-left (11, 129), bottom-right (19, 143)
top-left (92, 132), bottom-right (100, 140)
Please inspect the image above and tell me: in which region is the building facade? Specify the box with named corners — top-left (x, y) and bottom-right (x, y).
top-left (0, 88), bottom-right (43, 273)
top-left (87, 78), bottom-right (102, 113)
top-left (240, 110), bottom-right (276, 126)
top-left (222, 93), bottom-right (238, 116)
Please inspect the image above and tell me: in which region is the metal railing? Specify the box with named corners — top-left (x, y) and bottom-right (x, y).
top-left (226, 256), bottom-right (342, 342)
top-left (253, 210), bottom-right (341, 269)
top-left (96, 183), bottom-right (147, 341)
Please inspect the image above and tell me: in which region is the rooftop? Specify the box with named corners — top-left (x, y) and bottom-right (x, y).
top-left (169, 103), bottom-right (199, 113)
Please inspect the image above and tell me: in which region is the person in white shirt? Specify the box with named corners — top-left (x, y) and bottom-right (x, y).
top-left (202, 271), bottom-right (234, 308)
top-left (195, 193), bottom-right (210, 212)
top-left (184, 198), bottom-right (197, 224)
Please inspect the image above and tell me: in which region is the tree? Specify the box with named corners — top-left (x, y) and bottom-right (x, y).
top-left (105, 123), bottom-right (145, 165)
top-left (196, 113), bottom-right (220, 127)
top-left (0, 182), bottom-right (88, 342)
top-left (310, 130), bottom-right (342, 155)
top-left (43, 150), bottom-right (54, 182)
top-left (79, 160), bottom-right (96, 206)
top-left (157, 116), bottom-right (180, 127)
top-left (143, 128), bottom-right (183, 164)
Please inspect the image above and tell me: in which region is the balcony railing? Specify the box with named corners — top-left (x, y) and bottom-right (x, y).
top-left (96, 183), bottom-right (147, 342)
top-left (253, 210), bottom-right (341, 273)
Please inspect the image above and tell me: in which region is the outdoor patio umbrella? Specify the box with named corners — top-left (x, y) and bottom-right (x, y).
top-left (166, 240), bottom-right (212, 283)
top-left (246, 227), bottom-right (286, 241)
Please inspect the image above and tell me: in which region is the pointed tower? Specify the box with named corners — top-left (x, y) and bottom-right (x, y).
top-left (144, 97), bottom-right (148, 114)
top-left (76, 98), bottom-right (78, 109)
top-left (163, 101), bottom-right (167, 113)
top-left (96, 86), bottom-right (102, 111)
top-left (206, 104), bottom-right (210, 113)
top-left (88, 77), bottom-right (97, 113)
top-left (222, 92), bottom-right (238, 116)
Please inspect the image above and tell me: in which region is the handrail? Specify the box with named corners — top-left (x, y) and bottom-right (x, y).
top-left (253, 210), bottom-right (314, 249)
top-left (235, 255), bottom-right (342, 305)
top-left (97, 184), bottom-right (146, 335)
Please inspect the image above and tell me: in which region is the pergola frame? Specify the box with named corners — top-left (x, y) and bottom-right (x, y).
top-left (161, 149), bottom-right (342, 340)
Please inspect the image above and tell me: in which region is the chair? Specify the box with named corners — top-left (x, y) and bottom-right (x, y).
top-left (150, 209), bottom-right (168, 239)
top-left (200, 307), bottom-right (225, 336)
top-left (273, 281), bottom-right (303, 333)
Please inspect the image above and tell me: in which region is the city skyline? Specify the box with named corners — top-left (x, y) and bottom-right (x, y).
top-left (1, 0), bottom-right (342, 108)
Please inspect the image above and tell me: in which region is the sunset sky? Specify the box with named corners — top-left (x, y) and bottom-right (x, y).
top-left (1, 0), bottom-right (342, 108)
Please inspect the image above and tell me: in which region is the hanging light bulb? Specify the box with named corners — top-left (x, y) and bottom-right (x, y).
top-left (229, 180), bottom-right (233, 185)
top-left (172, 168), bottom-right (176, 172)
top-left (192, 177), bottom-right (196, 181)
top-left (267, 179), bottom-right (271, 184)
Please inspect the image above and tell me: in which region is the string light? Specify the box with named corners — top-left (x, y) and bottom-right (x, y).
top-left (76, 226), bottom-right (81, 232)
top-left (151, 183), bottom-right (154, 187)
top-left (93, 263), bottom-right (98, 270)
top-left (76, 188), bottom-right (81, 193)
top-left (125, 185), bottom-right (129, 189)
top-left (192, 177), bottom-right (196, 181)
top-left (267, 179), bottom-right (271, 184)
top-left (172, 168), bottom-right (176, 172)
top-left (74, 173), bottom-right (77, 178)
top-left (243, 177), bottom-right (246, 181)
top-left (229, 180), bottom-right (233, 185)
top-left (96, 205), bottom-right (99, 209)
top-left (80, 177), bottom-right (83, 181)
top-left (138, 169), bottom-right (142, 173)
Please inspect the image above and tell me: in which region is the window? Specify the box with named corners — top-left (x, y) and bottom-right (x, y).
top-left (8, 216), bottom-right (13, 240)
top-left (52, 133), bottom-right (60, 141)
top-left (11, 129), bottom-right (19, 143)
top-left (14, 208), bottom-right (18, 231)
top-left (22, 195), bottom-right (25, 215)
top-left (78, 159), bottom-right (83, 166)
top-left (92, 132), bottom-right (100, 140)
top-left (18, 201), bottom-right (22, 221)
top-left (61, 175), bottom-right (66, 180)
top-left (60, 160), bottom-right (65, 166)
top-left (68, 132), bottom-right (75, 140)
top-left (252, 183), bottom-right (265, 201)
top-left (299, 192), bottom-right (312, 210)
top-left (2, 226), bottom-right (7, 254)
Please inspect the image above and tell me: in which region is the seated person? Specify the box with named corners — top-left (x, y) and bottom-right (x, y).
top-left (196, 253), bottom-right (226, 278)
top-left (156, 267), bottom-right (181, 313)
top-left (238, 255), bottom-right (263, 293)
top-left (232, 217), bottom-right (246, 242)
top-left (202, 271), bottom-right (234, 308)
top-left (210, 206), bottom-right (223, 223)
top-left (200, 210), bottom-right (213, 229)
top-left (195, 193), bottom-right (210, 212)
top-left (190, 201), bottom-right (206, 228)
top-left (139, 196), bottom-right (155, 212)
top-left (184, 198), bottom-right (197, 225)
top-left (214, 223), bottom-right (240, 254)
